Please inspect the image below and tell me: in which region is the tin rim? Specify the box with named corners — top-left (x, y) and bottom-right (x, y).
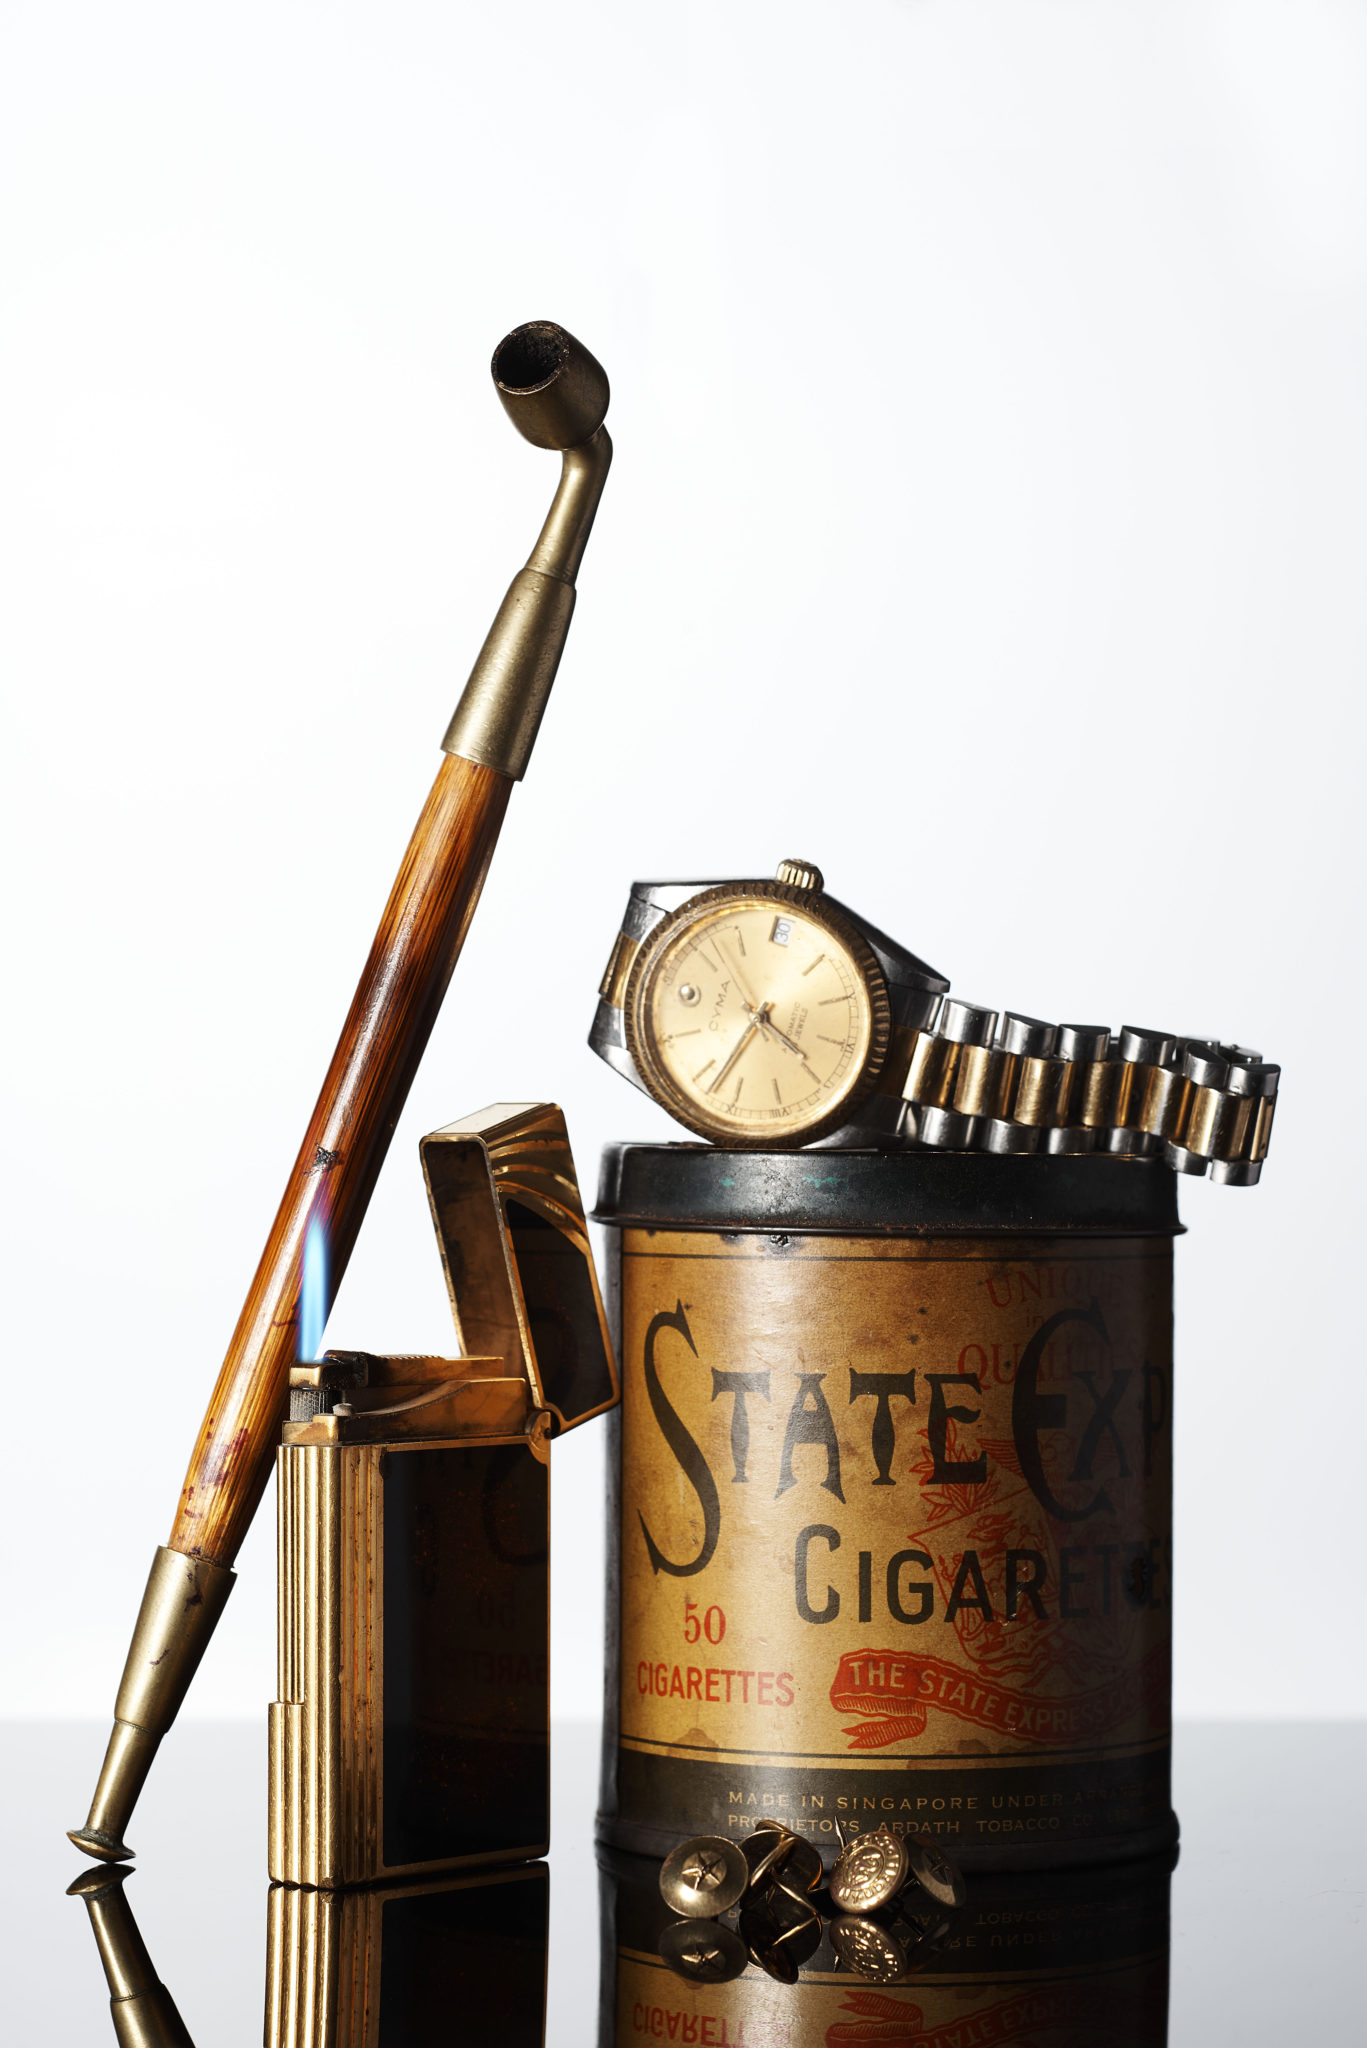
top-left (594, 1143), bottom-right (1183, 1238)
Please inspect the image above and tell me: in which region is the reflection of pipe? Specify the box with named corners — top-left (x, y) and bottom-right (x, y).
top-left (67, 1866), bottom-right (195, 2047)
top-left (70, 319), bottom-right (612, 1864)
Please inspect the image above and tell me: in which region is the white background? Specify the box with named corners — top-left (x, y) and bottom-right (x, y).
top-left (2, 0), bottom-right (1363, 1728)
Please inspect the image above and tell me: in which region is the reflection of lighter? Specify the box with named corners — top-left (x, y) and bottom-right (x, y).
top-left (266, 1864), bottom-right (549, 2046)
top-left (270, 1104), bottom-right (618, 1889)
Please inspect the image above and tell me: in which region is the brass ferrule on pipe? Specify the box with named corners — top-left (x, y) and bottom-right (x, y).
top-left (442, 322), bottom-right (612, 777)
top-left (67, 1865), bottom-right (195, 2047)
top-left (69, 1547), bottom-right (235, 1863)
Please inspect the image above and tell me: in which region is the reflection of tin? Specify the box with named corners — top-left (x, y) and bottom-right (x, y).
top-left (596, 1146), bottom-right (1180, 1872)
top-left (598, 1844), bottom-right (1173, 2046)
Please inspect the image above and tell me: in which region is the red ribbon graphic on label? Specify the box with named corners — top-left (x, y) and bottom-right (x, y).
top-left (825, 1983), bottom-right (1129, 2044)
top-left (829, 1644), bottom-right (1170, 1750)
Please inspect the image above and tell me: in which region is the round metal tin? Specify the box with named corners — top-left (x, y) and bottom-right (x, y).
top-left (597, 1144), bottom-right (1180, 1874)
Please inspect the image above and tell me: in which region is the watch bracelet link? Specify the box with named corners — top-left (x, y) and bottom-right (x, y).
top-left (887, 1003), bottom-right (1279, 1185)
top-left (595, 923), bottom-right (1279, 1185)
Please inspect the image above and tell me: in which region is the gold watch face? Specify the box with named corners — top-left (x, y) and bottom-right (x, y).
top-left (623, 882), bottom-right (891, 1146)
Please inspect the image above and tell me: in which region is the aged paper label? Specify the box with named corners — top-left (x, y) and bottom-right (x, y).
top-left (613, 1231), bottom-right (1173, 1859)
top-left (614, 1955), bottom-right (1168, 2047)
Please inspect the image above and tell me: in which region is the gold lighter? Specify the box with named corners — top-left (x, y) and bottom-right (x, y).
top-left (269, 1103), bottom-right (618, 1890)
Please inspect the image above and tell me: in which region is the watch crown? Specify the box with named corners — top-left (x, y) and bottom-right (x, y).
top-left (775, 858), bottom-right (824, 893)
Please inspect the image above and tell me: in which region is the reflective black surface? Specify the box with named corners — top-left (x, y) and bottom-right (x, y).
top-left (13, 1722), bottom-right (1364, 2043)
top-left (605, 1841), bottom-right (1173, 2041)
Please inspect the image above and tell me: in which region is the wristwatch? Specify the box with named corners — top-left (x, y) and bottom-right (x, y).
top-left (589, 860), bottom-right (1280, 1183)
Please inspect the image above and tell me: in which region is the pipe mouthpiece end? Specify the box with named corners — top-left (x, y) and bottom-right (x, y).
top-left (492, 321), bottom-right (609, 450)
top-left (67, 1827), bottom-right (134, 1865)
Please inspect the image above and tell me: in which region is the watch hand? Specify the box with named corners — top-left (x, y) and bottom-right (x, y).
top-left (758, 1013), bottom-right (823, 1085)
top-left (707, 1011), bottom-right (767, 1095)
top-left (719, 941), bottom-right (766, 1019)
top-left (760, 1016), bottom-right (803, 1058)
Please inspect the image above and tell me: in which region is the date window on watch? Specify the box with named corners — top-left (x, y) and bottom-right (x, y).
top-left (770, 916), bottom-right (794, 947)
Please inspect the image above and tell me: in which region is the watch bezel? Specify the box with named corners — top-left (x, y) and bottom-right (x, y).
top-left (622, 880), bottom-right (894, 1148)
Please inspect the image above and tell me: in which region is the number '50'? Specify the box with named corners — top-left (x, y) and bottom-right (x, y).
top-left (683, 1597), bottom-right (726, 1645)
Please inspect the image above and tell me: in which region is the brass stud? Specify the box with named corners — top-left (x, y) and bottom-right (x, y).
top-left (830, 1914), bottom-right (912, 1983)
top-left (828, 1823), bottom-right (912, 1914)
top-left (657, 1917), bottom-right (749, 1985)
top-left (659, 1835), bottom-right (750, 1918)
top-left (741, 1820), bottom-right (824, 1916)
top-left (738, 1897), bottom-right (822, 1984)
top-left (740, 1821), bottom-right (791, 1893)
top-left (904, 1833), bottom-right (967, 1911)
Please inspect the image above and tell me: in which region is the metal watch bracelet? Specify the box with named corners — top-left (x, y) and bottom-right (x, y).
top-left (888, 1004), bottom-right (1279, 1185)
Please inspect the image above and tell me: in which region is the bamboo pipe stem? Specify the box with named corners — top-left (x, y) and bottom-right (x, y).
top-left (171, 751), bottom-right (510, 1566)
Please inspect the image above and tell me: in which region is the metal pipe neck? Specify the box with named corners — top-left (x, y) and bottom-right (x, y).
top-left (440, 426), bottom-right (614, 778)
top-left (526, 427), bottom-right (613, 585)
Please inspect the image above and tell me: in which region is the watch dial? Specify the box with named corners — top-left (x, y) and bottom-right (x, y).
top-left (626, 888), bottom-right (885, 1144)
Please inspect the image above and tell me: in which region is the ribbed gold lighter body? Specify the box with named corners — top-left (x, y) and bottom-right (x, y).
top-left (271, 1434), bottom-right (550, 1890)
top-left (271, 1445), bottom-right (384, 1889)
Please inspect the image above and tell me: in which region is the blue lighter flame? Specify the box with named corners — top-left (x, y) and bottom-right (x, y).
top-left (300, 1212), bottom-right (330, 1362)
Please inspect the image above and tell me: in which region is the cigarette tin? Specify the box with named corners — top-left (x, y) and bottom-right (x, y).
top-left (270, 1103), bottom-right (618, 1889)
top-left (596, 1144), bottom-right (1180, 1872)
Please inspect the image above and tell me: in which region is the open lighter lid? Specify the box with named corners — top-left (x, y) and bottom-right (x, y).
top-left (419, 1102), bottom-right (620, 1436)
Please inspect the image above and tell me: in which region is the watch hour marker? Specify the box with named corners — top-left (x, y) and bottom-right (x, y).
top-left (817, 996), bottom-right (848, 1006)
top-left (817, 1034), bottom-right (846, 1047)
top-left (732, 1076), bottom-right (744, 1104)
top-left (801, 952), bottom-right (827, 977)
top-left (772, 1077), bottom-right (783, 1105)
top-left (693, 1059), bottom-right (717, 1084)
top-left (664, 1029), bottom-right (702, 1042)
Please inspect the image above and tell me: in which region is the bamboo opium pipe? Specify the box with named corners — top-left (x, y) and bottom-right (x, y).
top-left (70, 321), bottom-right (612, 1863)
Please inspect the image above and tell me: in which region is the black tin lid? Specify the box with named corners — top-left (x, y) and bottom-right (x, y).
top-left (594, 1143), bottom-right (1182, 1238)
